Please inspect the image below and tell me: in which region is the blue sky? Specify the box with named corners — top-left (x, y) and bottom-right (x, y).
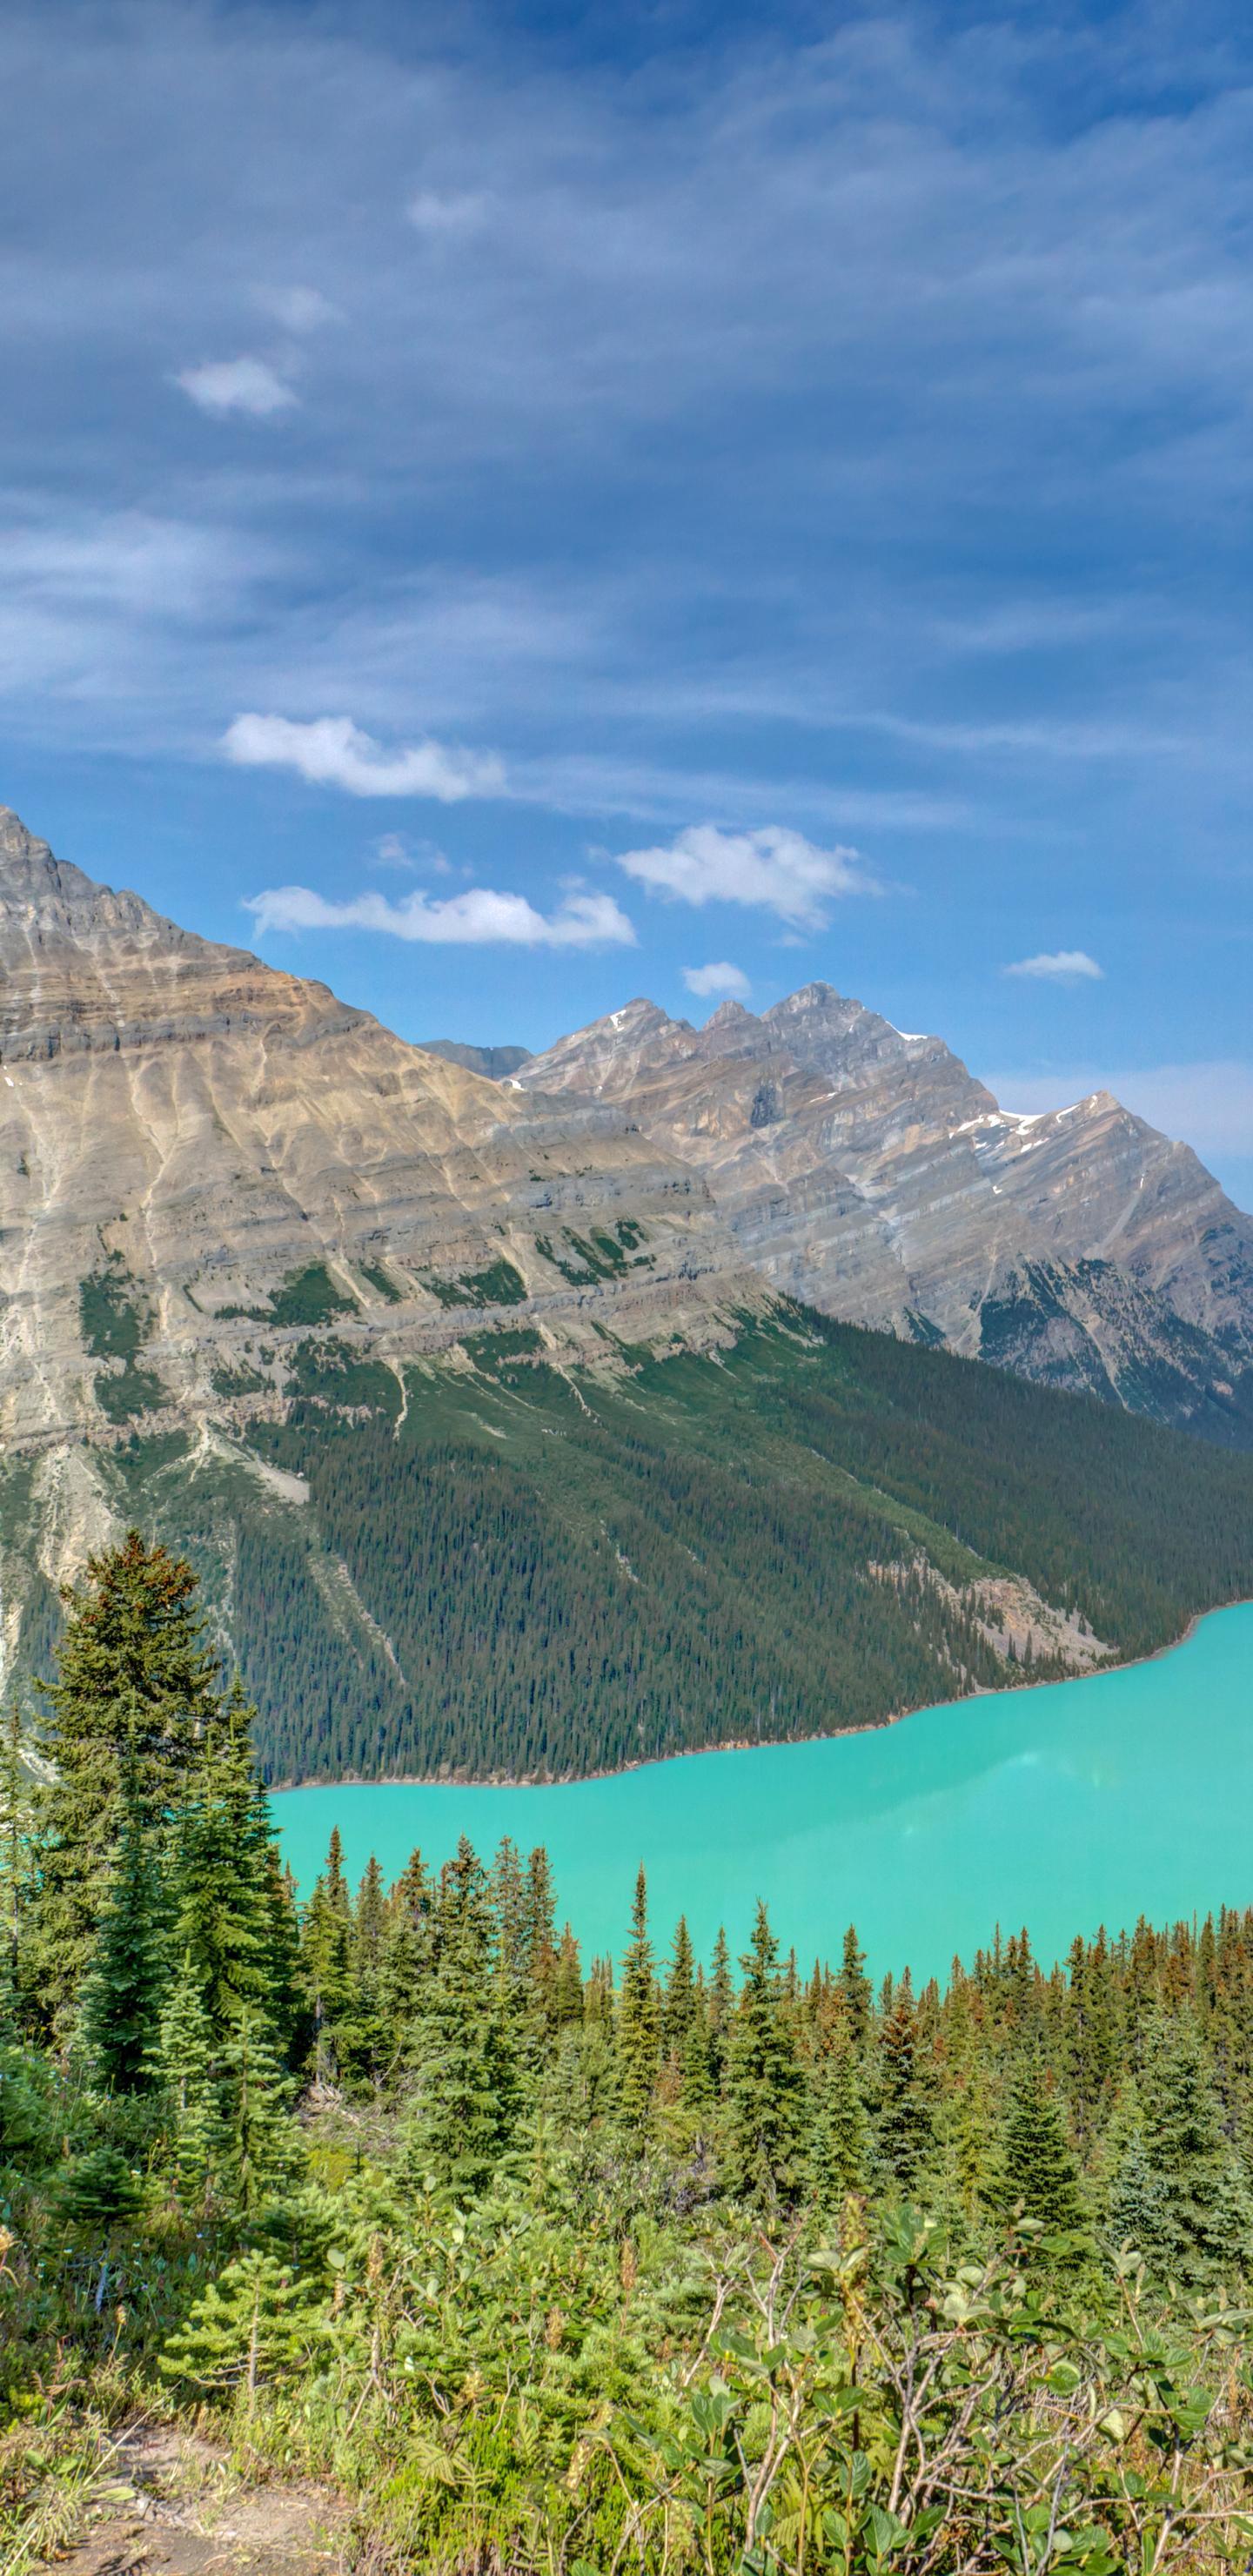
top-left (2, 0), bottom-right (1250, 1205)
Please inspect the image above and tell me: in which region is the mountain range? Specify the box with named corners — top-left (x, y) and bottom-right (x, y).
top-left (3, 803), bottom-right (1252, 1780)
top-left (511, 989), bottom-right (1253, 1442)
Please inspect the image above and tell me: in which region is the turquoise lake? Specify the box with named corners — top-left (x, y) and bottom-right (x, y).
top-left (271, 1602), bottom-right (1253, 1982)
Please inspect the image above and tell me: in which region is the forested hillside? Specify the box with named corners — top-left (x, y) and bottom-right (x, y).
top-left (7, 1306), bottom-right (1253, 1784)
top-left (8, 1540), bottom-right (1253, 2573)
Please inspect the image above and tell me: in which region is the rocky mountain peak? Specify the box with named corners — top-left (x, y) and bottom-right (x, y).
top-left (1, 804), bottom-right (184, 943)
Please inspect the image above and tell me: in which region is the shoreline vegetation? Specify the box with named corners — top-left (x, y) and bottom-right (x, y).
top-left (265, 1591), bottom-right (1253, 1794)
top-left (9, 1535), bottom-right (1253, 2573)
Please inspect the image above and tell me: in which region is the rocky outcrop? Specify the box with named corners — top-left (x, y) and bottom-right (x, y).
top-left (518, 987), bottom-right (1253, 1433)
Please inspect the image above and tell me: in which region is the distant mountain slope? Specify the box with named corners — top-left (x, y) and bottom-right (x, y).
top-left (519, 989), bottom-right (1253, 1440)
top-left (9, 1305), bottom-right (1253, 1783)
top-left (419, 1038), bottom-right (533, 1080)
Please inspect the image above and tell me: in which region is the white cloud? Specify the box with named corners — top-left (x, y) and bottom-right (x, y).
top-left (613, 823), bottom-right (877, 930)
top-left (176, 357), bottom-right (297, 419)
top-left (408, 189), bottom-right (490, 238)
top-left (223, 712), bottom-right (506, 802)
top-left (256, 285), bottom-right (338, 332)
top-left (1003, 949), bottom-right (1104, 983)
top-left (683, 961), bottom-right (751, 998)
top-left (244, 880), bottom-right (636, 949)
top-left (372, 833), bottom-right (412, 868)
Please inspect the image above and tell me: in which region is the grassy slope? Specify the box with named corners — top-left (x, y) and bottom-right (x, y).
top-left (7, 1306), bottom-right (1253, 1781)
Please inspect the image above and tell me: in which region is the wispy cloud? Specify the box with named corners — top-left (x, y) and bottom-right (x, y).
top-left (1003, 949), bottom-right (1104, 984)
top-left (614, 824), bottom-right (878, 930)
top-left (408, 190), bottom-right (491, 240)
top-left (255, 285), bottom-right (339, 332)
top-left (176, 357), bottom-right (297, 418)
top-left (244, 880), bottom-right (636, 948)
top-left (223, 714), bottom-right (505, 802)
top-left (683, 961), bottom-right (751, 998)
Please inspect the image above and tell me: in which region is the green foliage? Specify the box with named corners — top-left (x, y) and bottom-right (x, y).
top-left (267, 1264), bottom-right (357, 1328)
top-left (159, 2250), bottom-right (319, 2398)
top-left (78, 1258), bottom-right (168, 1420)
top-left (401, 1839), bottom-right (519, 2195)
top-left (722, 1902), bottom-right (808, 2209)
top-left (77, 1258), bottom-right (148, 1364)
top-left (31, 1532), bottom-right (221, 2024)
top-left (77, 1750), bottom-right (167, 2094)
top-left (358, 1260), bottom-right (404, 1304)
top-left (999, 2063), bottom-right (1088, 2256)
top-left (424, 1255), bottom-right (528, 1307)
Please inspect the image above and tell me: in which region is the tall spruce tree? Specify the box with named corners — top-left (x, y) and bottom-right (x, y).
top-left (169, 1680), bottom-right (274, 2043)
top-left (1139, 2018), bottom-right (1251, 2281)
top-left (219, 2002), bottom-right (301, 2218)
top-left (78, 1741), bottom-right (169, 2095)
top-left (402, 1837), bottom-right (516, 2195)
top-left (1000, 2064), bottom-right (1087, 2257)
top-left (0, 1695), bottom-right (32, 2037)
top-left (616, 1866), bottom-right (660, 2128)
top-left (660, 1915), bottom-right (697, 2065)
top-left (33, 1533), bottom-right (220, 2023)
top-left (838, 1926), bottom-right (872, 2053)
top-left (808, 2024), bottom-right (871, 2210)
top-left (300, 1827), bottom-right (358, 2087)
top-left (876, 1973), bottom-right (934, 2192)
top-left (722, 1902), bottom-right (807, 2209)
top-left (157, 1947), bottom-right (224, 2212)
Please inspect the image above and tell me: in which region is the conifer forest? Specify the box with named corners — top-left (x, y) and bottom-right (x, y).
top-left (8, 1538), bottom-right (1253, 2571)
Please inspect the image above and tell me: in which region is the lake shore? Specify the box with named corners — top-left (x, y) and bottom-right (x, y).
top-left (266, 1589), bottom-right (1253, 1797)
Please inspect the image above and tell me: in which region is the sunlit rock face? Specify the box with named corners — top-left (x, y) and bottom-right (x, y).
top-left (0, 808), bottom-right (750, 1450)
top-left (519, 983), bottom-right (1253, 1432)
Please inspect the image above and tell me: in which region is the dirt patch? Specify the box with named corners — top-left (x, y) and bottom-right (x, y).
top-left (39, 2425), bottom-right (351, 2576)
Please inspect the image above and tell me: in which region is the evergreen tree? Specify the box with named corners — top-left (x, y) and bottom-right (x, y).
top-left (660, 1915), bottom-right (697, 2065)
top-left (487, 1837), bottom-right (528, 2001)
top-left (679, 2001), bottom-right (717, 2118)
top-left (722, 1903), bottom-right (807, 2210)
top-left (1105, 2126), bottom-right (1169, 2266)
top-left (169, 1680), bottom-right (273, 2045)
top-left (0, 1694), bottom-right (32, 2036)
top-left (616, 1866), bottom-right (660, 2127)
top-left (159, 2251), bottom-right (317, 2402)
top-left (157, 1947), bottom-right (223, 2211)
top-left (839, 1925), bottom-right (872, 2054)
top-left (346, 1854), bottom-right (390, 2087)
top-left (551, 1924), bottom-right (585, 2029)
top-left (78, 1744), bottom-right (168, 2096)
top-left (300, 1827), bottom-right (358, 2086)
top-left (809, 2025), bottom-right (870, 2210)
top-left (707, 1925), bottom-right (734, 2088)
top-left (876, 1973), bottom-right (933, 2192)
top-left (219, 2002), bottom-right (301, 2218)
top-left (1140, 2019), bottom-right (1250, 2281)
top-left (1000, 2064), bottom-right (1087, 2256)
top-left (377, 1848), bottom-right (431, 2047)
top-left (402, 1839), bottom-right (516, 2195)
top-left (523, 1846), bottom-right (558, 1993)
top-left (32, 1533), bottom-right (219, 2023)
